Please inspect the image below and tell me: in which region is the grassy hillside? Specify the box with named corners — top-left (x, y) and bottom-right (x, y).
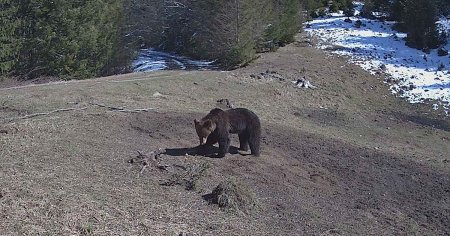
top-left (1, 33), bottom-right (449, 235)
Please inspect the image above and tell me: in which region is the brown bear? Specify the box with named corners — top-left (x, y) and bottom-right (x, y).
top-left (194, 108), bottom-right (261, 157)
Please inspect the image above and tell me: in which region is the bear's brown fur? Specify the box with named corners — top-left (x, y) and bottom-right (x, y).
top-left (194, 108), bottom-right (261, 157)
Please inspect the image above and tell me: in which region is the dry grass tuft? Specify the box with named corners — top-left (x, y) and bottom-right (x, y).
top-left (204, 177), bottom-right (260, 214)
top-left (162, 162), bottom-right (210, 191)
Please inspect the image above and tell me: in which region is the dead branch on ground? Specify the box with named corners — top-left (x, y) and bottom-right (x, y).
top-left (89, 102), bottom-right (154, 113)
top-left (128, 149), bottom-right (167, 175)
top-left (3, 107), bottom-right (88, 123)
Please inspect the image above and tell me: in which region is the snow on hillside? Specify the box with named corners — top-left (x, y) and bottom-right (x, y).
top-left (305, 3), bottom-right (450, 114)
top-left (133, 48), bottom-right (216, 72)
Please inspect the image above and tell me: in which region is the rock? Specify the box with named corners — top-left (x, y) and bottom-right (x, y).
top-left (152, 92), bottom-right (164, 97)
top-left (392, 33), bottom-right (398, 40)
top-left (400, 85), bottom-right (409, 90)
top-left (294, 78), bottom-right (316, 89)
top-left (344, 18), bottom-right (352, 23)
top-left (216, 99), bottom-right (234, 109)
top-left (437, 48), bottom-right (448, 56)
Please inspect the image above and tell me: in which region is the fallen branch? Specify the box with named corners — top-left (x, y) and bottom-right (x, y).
top-left (128, 149), bottom-right (167, 175)
top-left (4, 107), bottom-right (88, 123)
top-left (89, 102), bottom-right (124, 110)
top-left (115, 108), bottom-right (154, 113)
top-left (89, 102), bottom-right (154, 113)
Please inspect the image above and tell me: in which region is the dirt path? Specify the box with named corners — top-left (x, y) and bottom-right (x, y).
top-left (1, 33), bottom-right (449, 235)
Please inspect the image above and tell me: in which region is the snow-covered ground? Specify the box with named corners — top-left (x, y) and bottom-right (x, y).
top-left (305, 2), bottom-right (450, 114)
top-left (133, 48), bottom-right (216, 72)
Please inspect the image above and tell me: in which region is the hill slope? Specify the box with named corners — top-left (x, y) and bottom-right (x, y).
top-left (1, 33), bottom-right (449, 235)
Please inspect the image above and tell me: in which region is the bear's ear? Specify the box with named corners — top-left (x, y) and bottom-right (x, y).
top-left (194, 119), bottom-right (200, 125)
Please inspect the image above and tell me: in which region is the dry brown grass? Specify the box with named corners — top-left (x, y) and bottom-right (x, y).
top-left (1, 33), bottom-right (449, 235)
top-left (204, 177), bottom-right (260, 214)
top-left (162, 162), bottom-right (211, 191)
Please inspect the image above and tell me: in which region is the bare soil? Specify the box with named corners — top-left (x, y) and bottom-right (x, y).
top-left (1, 32), bottom-right (449, 235)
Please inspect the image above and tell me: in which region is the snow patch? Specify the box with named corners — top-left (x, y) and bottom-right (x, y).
top-left (133, 48), bottom-right (216, 72)
top-left (305, 6), bottom-right (450, 113)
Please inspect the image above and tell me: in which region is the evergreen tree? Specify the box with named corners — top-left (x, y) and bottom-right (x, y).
top-left (274, 0), bottom-right (301, 44)
top-left (372, 0), bottom-right (392, 14)
top-left (0, 0), bottom-right (21, 74)
top-left (436, 0), bottom-right (450, 15)
top-left (129, 0), bottom-right (302, 69)
top-left (361, 0), bottom-right (375, 18)
top-left (390, 0), bottom-right (406, 21)
top-left (1, 0), bottom-right (130, 79)
top-left (403, 0), bottom-right (439, 49)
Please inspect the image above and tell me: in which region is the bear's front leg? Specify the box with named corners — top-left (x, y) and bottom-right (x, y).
top-left (217, 136), bottom-right (230, 158)
top-left (204, 131), bottom-right (219, 146)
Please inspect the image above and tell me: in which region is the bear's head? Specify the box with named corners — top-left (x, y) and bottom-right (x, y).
top-left (194, 119), bottom-right (216, 145)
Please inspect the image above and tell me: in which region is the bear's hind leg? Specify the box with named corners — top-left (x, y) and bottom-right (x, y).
top-left (238, 132), bottom-right (249, 151)
top-left (248, 132), bottom-right (260, 157)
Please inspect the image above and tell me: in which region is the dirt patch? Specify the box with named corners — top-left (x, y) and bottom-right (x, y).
top-left (125, 112), bottom-right (450, 235)
top-left (265, 123), bottom-right (450, 235)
